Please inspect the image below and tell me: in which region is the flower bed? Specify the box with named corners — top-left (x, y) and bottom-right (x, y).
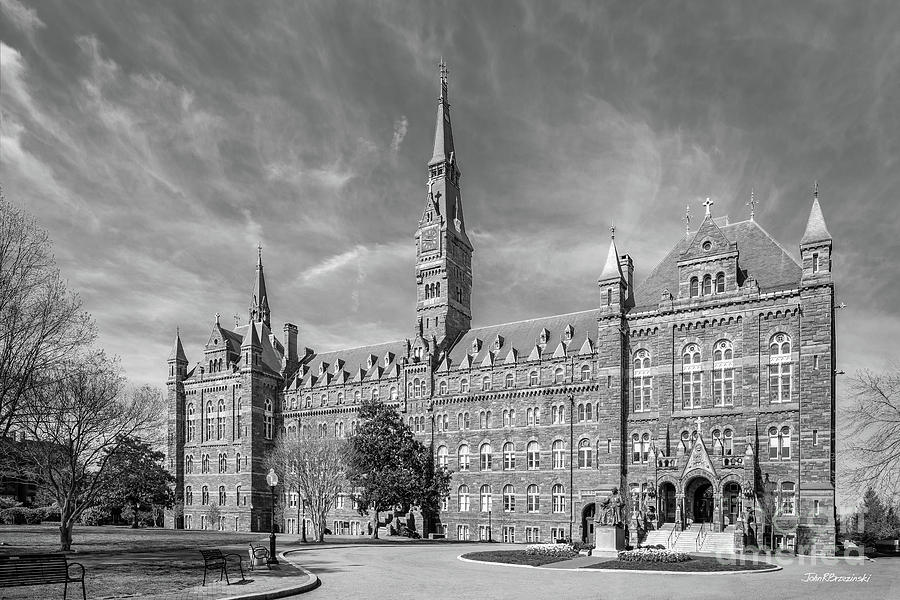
top-left (525, 543), bottom-right (578, 558)
top-left (617, 548), bottom-right (691, 563)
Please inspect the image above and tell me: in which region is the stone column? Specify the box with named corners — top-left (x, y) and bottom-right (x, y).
top-left (675, 493), bottom-right (684, 531)
top-left (713, 492), bottom-right (722, 533)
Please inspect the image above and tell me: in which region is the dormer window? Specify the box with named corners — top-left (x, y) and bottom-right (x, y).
top-left (539, 328), bottom-right (550, 345)
top-left (319, 362), bottom-right (327, 376)
top-left (471, 338), bottom-right (482, 354)
top-left (384, 353), bottom-right (393, 367)
top-left (367, 354), bottom-right (376, 370)
top-left (564, 324), bottom-right (574, 341)
top-left (492, 335), bottom-right (504, 351)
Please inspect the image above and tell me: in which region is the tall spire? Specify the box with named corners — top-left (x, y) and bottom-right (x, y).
top-left (430, 59), bottom-right (455, 166)
top-left (599, 225), bottom-right (624, 281)
top-left (168, 327), bottom-right (187, 362)
top-left (800, 182), bottom-right (832, 246)
top-left (249, 243), bottom-right (271, 329)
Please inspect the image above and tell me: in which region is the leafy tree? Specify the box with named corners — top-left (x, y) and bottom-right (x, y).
top-left (266, 429), bottom-right (346, 542)
top-left (849, 488), bottom-right (898, 547)
top-left (0, 194), bottom-right (95, 440)
top-left (345, 399), bottom-right (451, 539)
top-left (844, 366), bottom-right (900, 498)
top-left (14, 353), bottom-right (162, 551)
top-left (205, 502), bottom-right (221, 530)
top-left (100, 436), bottom-right (174, 528)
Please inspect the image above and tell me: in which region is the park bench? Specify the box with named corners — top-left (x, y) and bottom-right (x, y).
top-left (0, 553), bottom-right (86, 600)
top-left (248, 543), bottom-right (270, 570)
top-left (199, 548), bottom-right (245, 586)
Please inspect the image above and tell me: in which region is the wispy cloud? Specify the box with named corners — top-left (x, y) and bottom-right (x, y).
top-left (0, 0), bottom-right (44, 35)
top-left (390, 115), bottom-right (408, 154)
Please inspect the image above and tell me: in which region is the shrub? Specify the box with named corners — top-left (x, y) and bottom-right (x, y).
top-left (23, 508), bottom-right (43, 524)
top-left (570, 541), bottom-right (595, 552)
top-left (617, 548), bottom-right (692, 563)
top-left (80, 507), bottom-right (110, 526)
top-left (0, 496), bottom-right (22, 510)
top-left (638, 543), bottom-right (666, 550)
top-left (40, 504), bottom-right (61, 522)
top-left (525, 543), bottom-right (577, 558)
top-left (0, 507), bottom-right (27, 525)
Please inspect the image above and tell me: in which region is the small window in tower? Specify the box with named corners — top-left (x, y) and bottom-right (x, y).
top-left (812, 429), bottom-right (819, 445)
top-left (814, 355), bottom-right (820, 370)
top-left (812, 252), bottom-right (820, 273)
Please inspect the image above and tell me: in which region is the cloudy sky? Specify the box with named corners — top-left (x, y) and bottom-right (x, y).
top-left (2, 1), bottom-right (898, 422)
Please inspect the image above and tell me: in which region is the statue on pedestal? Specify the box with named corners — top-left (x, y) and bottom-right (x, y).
top-left (597, 487), bottom-right (626, 527)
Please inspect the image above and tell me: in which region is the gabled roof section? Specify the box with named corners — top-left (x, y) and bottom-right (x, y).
top-left (800, 197), bottom-right (832, 245)
top-left (503, 348), bottom-right (518, 365)
top-left (236, 322), bottom-right (283, 376)
top-left (633, 219), bottom-right (802, 310)
top-left (296, 340), bottom-right (408, 388)
top-left (447, 309), bottom-right (600, 367)
top-left (680, 213), bottom-right (733, 259)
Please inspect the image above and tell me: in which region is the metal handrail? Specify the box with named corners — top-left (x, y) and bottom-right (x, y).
top-left (696, 521), bottom-right (709, 552)
top-left (666, 524), bottom-right (679, 549)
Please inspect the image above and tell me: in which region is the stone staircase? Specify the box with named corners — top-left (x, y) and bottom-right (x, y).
top-left (698, 525), bottom-right (736, 554)
top-left (672, 524), bottom-right (702, 553)
top-left (641, 523), bottom-right (675, 548)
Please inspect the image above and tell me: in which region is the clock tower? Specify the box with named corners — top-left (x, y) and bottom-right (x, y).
top-left (415, 60), bottom-right (473, 351)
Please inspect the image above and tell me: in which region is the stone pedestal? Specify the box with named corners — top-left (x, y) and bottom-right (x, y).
top-left (593, 525), bottom-right (626, 557)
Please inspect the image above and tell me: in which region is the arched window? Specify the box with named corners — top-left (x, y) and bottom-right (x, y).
top-left (371, 387), bottom-right (379, 401)
top-left (780, 481), bottom-right (796, 515)
top-left (205, 401), bottom-right (215, 440)
top-left (458, 485), bottom-right (470, 512)
top-left (503, 442), bottom-right (515, 470)
top-left (585, 403), bottom-right (592, 421)
top-left (681, 344), bottom-right (702, 409)
top-left (551, 484), bottom-right (565, 513)
top-left (235, 452), bottom-right (241, 472)
top-left (413, 378), bottom-right (421, 398)
top-left (187, 403), bottom-right (195, 441)
top-left (529, 371), bottom-right (539, 386)
top-left (632, 433), bottom-right (641, 464)
top-left (702, 274), bottom-right (712, 295)
top-left (482, 375), bottom-right (491, 391)
top-left (460, 378), bottom-right (469, 393)
top-left (578, 438), bottom-right (593, 468)
top-left (689, 277), bottom-right (699, 297)
top-left (526, 408), bottom-right (534, 425)
top-left (715, 272), bottom-right (725, 293)
top-left (337, 392), bottom-right (344, 405)
top-left (527, 441), bottom-right (540, 470)
top-left (552, 405), bottom-right (565, 424)
top-left (527, 485), bottom-right (540, 512)
top-left (201, 486), bottom-right (209, 505)
top-left (552, 440), bottom-right (565, 469)
top-left (768, 334), bottom-right (792, 403)
top-left (236, 485), bottom-right (242, 506)
top-left (458, 444), bottom-right (470, 471)
top-left (505, 373), bottom-right (515, 388)
top-left (554, 367), bottom-right (565, 384)
top-left (713, 340), bottom-right (734, 406)
top-left (723, 429), bottom-right (733, 456)
top-left (641, 433), bottom-right (650, 463)
top-left (185, 486), bottom-right (193, 505)
top-left (185, 455), bottom-right (193, 474)
top-left (712, 429), bottom-right (722, 454)
top-left (780, 426), bottom-right (791, 459)
top-left (435, 282), bottom-right (440, 297)
top-left (218, 486), bottom-right (226, 505)
top-left (632, 349), bottom-right (652, 412)
top-left (236, 398), bottom-right (242, 438)
top-left (480, 485), bottom-right (492, 512)
top-left (680, 431), bottom-right (691, 454)
top-left (533, 407), bottom-right (540, 425)
top-left (439, 380), bottom-right (448, 394)
top-left (438, 445), bottom-right (448, 467)
top-left (202, 454), bottom-right (210, 473)
top-left (264, 398), bottom-right (273, 439)
top-left (390, 387), bottom-right (398, 400)
top-left (305, 395), bottom-right (311, 408)
top-left (480, 443), bottom-right (492, 471)
top-left (577, 403), bottom-right (586, 422)
top-left (218, 453), bottom-right (227, 473)
top-left (217, 399), bottom-right (226, 440)
top-left (580, 364), bottom-right (591, 381)
top-left (503, 485), bottom-right (515, 512)
top-left (480, 411), bottom-right (487, 429)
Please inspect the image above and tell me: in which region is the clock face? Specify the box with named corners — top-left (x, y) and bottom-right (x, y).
top-left (421, 226), bottom-right (439, 253)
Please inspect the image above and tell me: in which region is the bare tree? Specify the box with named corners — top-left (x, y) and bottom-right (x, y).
top-left (0, 194), bottom-right (95, 438)
top-left (844, 366), bottom-right (900, 498)
top-left (267, 430), bottom-right (346, 542)
top-left (15, 352), bottom-right (163, 551)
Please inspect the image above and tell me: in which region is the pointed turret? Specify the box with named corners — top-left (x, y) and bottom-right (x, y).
top-left (599, 234), bottom-right (624, 282)
top-left (168, 328), bottom-right (187, 362)
top-left (800, 184), bottom-right (832, 246)
top-left (249, 244), bottom-right (271, 329)
top-left (430, 59), bottom-right (455, 166)
top-left (167, 327), bottom-right (188, 383)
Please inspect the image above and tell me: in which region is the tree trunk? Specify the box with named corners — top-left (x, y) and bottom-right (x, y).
top-left (59, 518), bottom-right (74, 552)
top-left (371, 511), bottom-right (379, 539)
top-left (131, 503), bottom-right (140, 528)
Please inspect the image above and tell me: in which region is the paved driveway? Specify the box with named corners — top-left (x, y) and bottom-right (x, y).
top-left (287, 542), bottom-right (898, 600)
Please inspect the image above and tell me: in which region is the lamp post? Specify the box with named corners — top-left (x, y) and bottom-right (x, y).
top-left (300, 496), bottom-right (307, 543)
top-left (266, 468), bottom-right (280, 564)
top-left (488, 509), bottom-right (492, 542)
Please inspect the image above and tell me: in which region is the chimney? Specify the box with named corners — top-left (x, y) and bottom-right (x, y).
top-left (619, 254), bottom-right (634, 309)
top-left (284, 323), bottom-right (299, 364)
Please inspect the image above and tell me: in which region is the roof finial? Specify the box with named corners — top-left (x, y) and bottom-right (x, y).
top-left (814, 180), bottom-right (819, 199)
top-left (609, 224), bottom-right (616, 240)
top-left (215, 312), bottom-right (220, 326)
top-left (176, 325), bottom-right (180, 337)
top-left (703, 197), bottom-right (714, 216)
top-left (747, 188), bottom-right (757, 221)
top-left (683, 205), bottom-right (691, 237)
top-left (257, 242), bottom-right (262, 267)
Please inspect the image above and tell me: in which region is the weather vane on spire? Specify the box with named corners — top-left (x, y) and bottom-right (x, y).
top-left (814, 180), bottom-right (819, 199)
top-left (257, 242), bottom-right (262, 266)
top-left (610, 224), bottom-right (616, 240)
top-left (683, 205), bottom-right (691, 237)
top-left (747, 188), bottom-right (758, 221)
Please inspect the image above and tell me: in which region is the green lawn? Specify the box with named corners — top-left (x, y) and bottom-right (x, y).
top-left (584, 555), bottom-right (777, 572)
top-left (0, 524), bottom-right (270, 599)
top-left (461, 550), bottom-right (575, 566)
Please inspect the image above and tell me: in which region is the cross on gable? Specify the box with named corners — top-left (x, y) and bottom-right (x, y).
top-left (694, 415), bottom-right (705, 434)
top-left (703, 197), bottom-right (714, 216)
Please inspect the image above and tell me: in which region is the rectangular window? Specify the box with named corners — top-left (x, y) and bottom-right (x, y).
top-left (607, 439), bottom-right (612, 453)
top-left (607, 375), bottom-right (611, 388)
top-left (769, 436), bottom-right (779, 459)
top-left (502, 526), bottom-right (515, 543)
top-left (814, 500), bottom-right (820, 516)
top-left (478, 525), bottom-right (491, 541)
top-left (814, 355), bottom-right (820, 370)
top-left (812, 252), bottom-right (819, 273)
top-left (812, 429), bottom-right (819, 445)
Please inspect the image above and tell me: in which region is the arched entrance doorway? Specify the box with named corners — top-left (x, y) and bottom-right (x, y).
top-left (723, 481), bottom-right (741, 526)
top-left (581, 502), bottom-right (595, 542)
top-left (658, 482), bottom-right (677, 524)
top-left (684, 476), bottom-right (714, 524)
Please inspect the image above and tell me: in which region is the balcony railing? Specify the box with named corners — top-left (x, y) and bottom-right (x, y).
top-left (657, 457), bottom-right (678, 469)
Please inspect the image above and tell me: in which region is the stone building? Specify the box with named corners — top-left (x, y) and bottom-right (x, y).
top-left (166, 64), bottom-right (836, 555)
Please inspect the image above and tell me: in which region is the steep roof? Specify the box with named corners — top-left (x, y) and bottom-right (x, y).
top-left (800, 198), bottom-right (832, 245)
top-left (632, 218), bottom-right (802, 310)
top-left (446, 309), bottom-right (600, 368)
top-left (293, 340), bottom-right (409, 388)
top-left (168, 330), bottom-right (187, 362)
top-left (236, 322), bottom-right (283, 376)
top-left (598, 238), bottom-right (623, 281)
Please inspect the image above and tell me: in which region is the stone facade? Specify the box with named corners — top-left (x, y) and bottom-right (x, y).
top-left (166, 66), bottom-right (837, 555)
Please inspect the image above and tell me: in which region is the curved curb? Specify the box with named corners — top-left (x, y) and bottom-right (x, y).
top-left (457, 554), bottom-right (783, 575)
top-left (217, 551), bottom-right (320, 600)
